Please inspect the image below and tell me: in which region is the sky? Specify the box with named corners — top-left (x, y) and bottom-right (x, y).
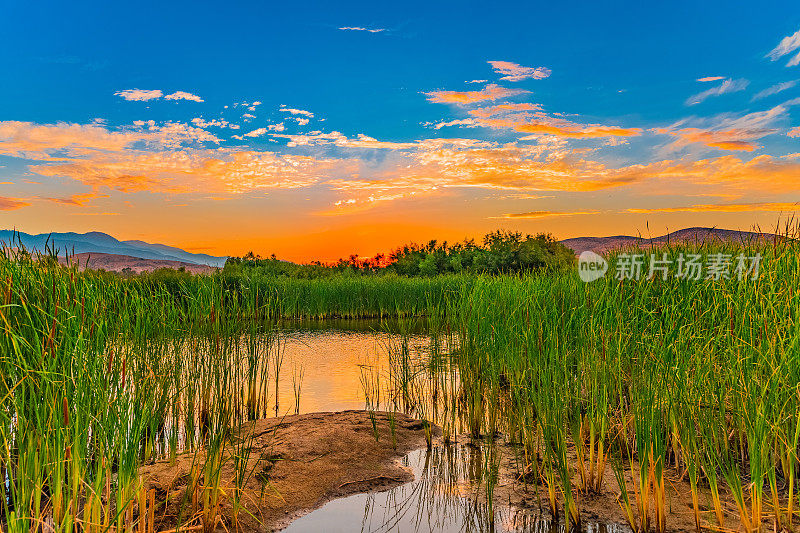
top-left (1, 0), bottom-right (800, 261)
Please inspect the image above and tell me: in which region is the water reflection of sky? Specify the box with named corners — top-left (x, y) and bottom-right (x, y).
top-left (276, 322), bottom-right (626, 533)
top-left (283, 444), bottom-right (629, 533)
top-left (274, 321), bottom-right (433, 415)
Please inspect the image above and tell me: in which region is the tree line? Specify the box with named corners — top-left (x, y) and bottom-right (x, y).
top-left (223, 230), bottom-right (576, 278)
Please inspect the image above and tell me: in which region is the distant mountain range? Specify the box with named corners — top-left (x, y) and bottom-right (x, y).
top-left (0, 230), bottom-right (228, 268)
top-left (57, 253), bottom-right (217, 274)
top-left (0, 227), bottom-right (782, 273)
top-left (560, 227), bottom-right (779, 255)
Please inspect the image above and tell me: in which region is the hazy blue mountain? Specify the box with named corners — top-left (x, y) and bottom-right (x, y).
top-left (0, 230), bottom-right (228, 267)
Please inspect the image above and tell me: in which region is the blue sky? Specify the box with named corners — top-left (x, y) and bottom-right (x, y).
top-left (1, 1), bottom-right (800, 259)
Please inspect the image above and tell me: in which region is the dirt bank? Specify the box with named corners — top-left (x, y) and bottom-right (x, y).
top-left (140, 411), bottom-right (437, 532)
top-left (486, 439), bottom-right (776, 533)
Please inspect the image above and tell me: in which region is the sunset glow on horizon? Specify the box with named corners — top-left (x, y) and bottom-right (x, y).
top-left (2, 1), bottom-right (800, 261)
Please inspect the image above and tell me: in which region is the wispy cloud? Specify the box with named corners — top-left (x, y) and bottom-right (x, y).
top-left (628, 202), bottom-right (800, 214)
top-left (425, 84), bottom-right (529, 105)
top-left (494, 209), bottom-right (598, 219)
top-left (31, 147), bottom-right (348, 194)
top-left (767, 28), bottom-right (800, 67)
top-left (164, 91), bottom-right (204, 102)
top-left (657, 101), bottom-right (797, 151)
top-left (789, 126), bottom-right (800, 137)
top-left (115, 89), bottom-right (203, 102)
top-left (233, 123), bottom-right (285, 139)
top-left (115, 89), bottom-right (163, 101)
top-left (686, 78), bottom-right (749, 105)
top-left (42, 192), bottom-right (102, 206)
top-left (488, 61), bottom-right (551, 81)
top-left (752, 80), bottom-right (798, 101)
top-left (280, 107), bottom-right (314, 118)
top-left (272, 131), bottom-right (416, 149)
top-left (339, 26), bottom-right (385, 33)
top-left (0, 120), bottom-right (150, 158)
top-left (191, 117), bottom-right (236, 129)
top-left (696, 76), bottom-right (726, 82)
top-left (0, 197), bottom-right (29, 210)
top-left (435, 101), bottom-right (642, 138)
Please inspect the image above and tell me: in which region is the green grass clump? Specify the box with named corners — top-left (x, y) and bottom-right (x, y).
top-left (435, 233), bottom-right (800, 531)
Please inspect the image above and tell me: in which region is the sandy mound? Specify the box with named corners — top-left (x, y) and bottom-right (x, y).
top-left (140, 411), bottom-right (437, 532)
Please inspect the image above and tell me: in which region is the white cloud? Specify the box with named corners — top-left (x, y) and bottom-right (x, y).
top-left (241, 124), bottom-right (285, 138)
top-left (339, 26), bottom-right (385, 33)
top-left (271, 130), bottom-right (416, 149)
top-left (280, 107), bottom-right (314, 118)
top-left (685, 78), bottom-right (749, 105)
top-left (431, 119), bottom-right (481, 130)
top-left (192, 117), bottom-right (234, 128)
top-left (488, 61), bottom-right (551, 81)
top-left (164, 91), bottom-right (204, 102)
top-left (115, 89), bottom-right (203, 102)
top-left (115, 89), bottom-right (163, 101)
top-left (767, 28), bottom-right (800, 67)
top-left (752, 80), bottom-right (798, 101)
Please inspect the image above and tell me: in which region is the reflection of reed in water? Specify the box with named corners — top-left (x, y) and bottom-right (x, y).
top-left (351, 443), bottom-right (629, 533)
top-left (353, 444), bottom-right (532, 533)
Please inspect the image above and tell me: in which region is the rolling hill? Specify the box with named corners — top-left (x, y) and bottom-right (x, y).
top-left (0, 230), bottom-right (227, 267)
top-left (560, 227), bottom-right (778, 254)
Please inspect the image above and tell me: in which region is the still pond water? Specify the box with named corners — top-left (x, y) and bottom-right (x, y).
top-left (272, 320), bottom-right (624, 533)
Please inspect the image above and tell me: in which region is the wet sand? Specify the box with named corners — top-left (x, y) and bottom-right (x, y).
top-left (141, 411), bottom-right (776, 533)
top-left (140, 411), bottom-right (438, 531)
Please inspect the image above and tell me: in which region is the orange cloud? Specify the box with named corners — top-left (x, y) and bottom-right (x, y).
top-left (655, 103), bottom-right (795, 151)
top-left (494, 210), bottom-right (599, 219)
top-left (0, 120), bottom-right (357, 197)
top-left (462, 104), bottom-right (642, 138)
top-left (651, 154), bottom-right (800, 194)
top-left (33, 148), bottom-right (350, 194)
top-left (0, 197), bottom-right (29, 210)
top-left (324, 143), bottom-right (666, 210)
top-left (322, 145), bottom-right (800, 214)
top-left (656, 128), bottom-right (759, 151)
top-left (487, 61), bottom-right (551, 81)
top-left (425, 84), bottom-right (529, 104)
top-left (789, 126), bottom-right (800, 137)
top-left (42, 192), bottom-right (104, 206)
top-left (0, 120), bottom-right (219, 160)
top-left (468, 103), bottom-right (543, 118)
top-left (0, 121), bottom-right (143, 158)
top-left (628, 202), bottom-right (800, 214)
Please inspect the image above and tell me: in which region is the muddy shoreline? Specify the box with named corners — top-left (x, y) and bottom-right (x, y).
top-left (140, 411), bottom-right (439, 531)
top-left (140, 411), bottom-right (770, 533)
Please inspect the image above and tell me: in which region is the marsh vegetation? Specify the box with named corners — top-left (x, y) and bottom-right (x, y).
top-left (1, 229), bottom-right (798, 532)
